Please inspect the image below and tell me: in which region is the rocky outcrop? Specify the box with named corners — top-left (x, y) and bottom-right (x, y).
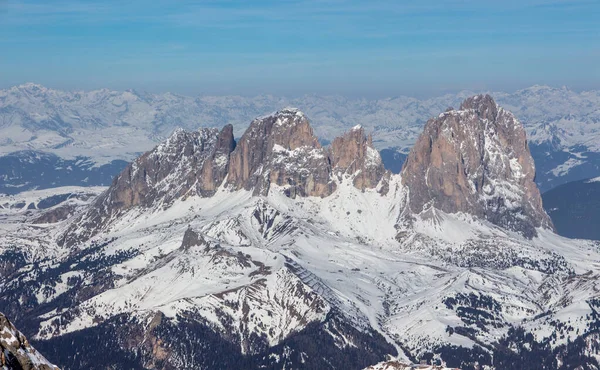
top-left (32, 204), bottom-right (76, 224)
top-left (401, 94), bottom-right (553, 238)
top-left (59, 125), bottom-right (235, 247)
top-left (329, 125), bottom-right (387, 191)
top-left (227, 108), bottom-right (335, 197)
top-left (0, 313), bottom-right (59, 370)
top-left (181, 227), bottom-right (208, 251)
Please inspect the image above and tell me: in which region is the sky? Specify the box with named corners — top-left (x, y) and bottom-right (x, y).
top-left (0, 0), bottom-right (598, 97)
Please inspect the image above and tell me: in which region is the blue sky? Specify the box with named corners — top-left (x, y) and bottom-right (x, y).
top-left (0, 0), bottom-right (598, 97)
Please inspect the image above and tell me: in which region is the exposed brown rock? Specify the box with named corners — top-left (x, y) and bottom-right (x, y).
top-left (401, 94), bottom-right (553, 238)
top-left (329, 125), bottom-right (387, 191)
top-left (227, 108), bottom-right (335, 197)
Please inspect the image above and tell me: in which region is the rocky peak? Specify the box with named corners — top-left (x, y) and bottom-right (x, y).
top-left (459, 94), bottom-right (498, 122)
top-left (227, 108), bottom-right (335, 197)
top-left (106, 124), bottom-right (234, 206)
top-left (0, 312), bottom-right (59, 370)
top-left (60, 125), bottom-right (235, 247)
top-left (400, 94), bottom-right (553, 238)
top-left (329, 125), bottom-right (387, 191)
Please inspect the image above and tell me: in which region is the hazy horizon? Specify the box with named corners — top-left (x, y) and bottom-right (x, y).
top-left (1, 0), bottom-right (598, 97)
top-left (2, 81), bottom-right (596, 101)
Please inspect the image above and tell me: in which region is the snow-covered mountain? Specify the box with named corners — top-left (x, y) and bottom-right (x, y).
top-left (1, 83), bottom-right (599, 193)
top-left (2, 97), bottom-right (600, 369)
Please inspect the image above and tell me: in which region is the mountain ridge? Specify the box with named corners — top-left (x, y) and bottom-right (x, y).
top-left (2, 83), bottom-right (599, 193)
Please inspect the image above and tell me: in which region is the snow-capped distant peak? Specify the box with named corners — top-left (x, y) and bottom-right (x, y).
top-left (17, 82), bottom-right (47, 90)
top-left (586, 176), bottom-right (600, 183)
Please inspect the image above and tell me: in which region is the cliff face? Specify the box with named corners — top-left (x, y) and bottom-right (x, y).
top-left (198, 124), bottom-right (236, 196)
top-left (329, 125), bottom-right (387, 191)
top-left (227, 108), bottom-right (335, 197)
top-left (401, 94), bottom-right (553, 238)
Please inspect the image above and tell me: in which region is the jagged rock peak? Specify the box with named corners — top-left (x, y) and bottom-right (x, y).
top-left (107, 124), bottom-right (234, 205)
top-left (0, 312), bottom-right (59, 370)
top-left (401, 94), bottom-right (553, 238)
top-left (227, 108), bottom-right (335, 197)
top-left (59, 125), bottom-right (235, 247)
top-left (329, 125), bottom-right (388, 192)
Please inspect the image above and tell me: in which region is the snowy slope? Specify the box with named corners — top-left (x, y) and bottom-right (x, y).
top-left (2, 173), bottom-right (600, 368)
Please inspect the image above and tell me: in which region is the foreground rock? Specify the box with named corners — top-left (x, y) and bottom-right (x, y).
top-left (0, 313), bottom-right (58, 370)
top-left (364, 361), bottom-right (456, 370)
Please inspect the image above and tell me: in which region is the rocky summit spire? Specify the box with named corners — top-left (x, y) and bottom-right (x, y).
top-left (400, 94), bottom-right (553, 238)
top-left (226, 108), bottom-right (335, 197)
top-left (329, 125), bottom-right (387, 192)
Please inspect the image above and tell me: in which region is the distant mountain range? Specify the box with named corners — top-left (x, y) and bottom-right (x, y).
top-left (1, 83), bottom-right (599, 194)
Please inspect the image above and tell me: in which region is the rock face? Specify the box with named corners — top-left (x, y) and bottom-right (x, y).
top-left (181, 227), bottom-right (208, 251)
top-left (329, 125), bottom-right (387, 191)
top-left (0, 313), bottom-right (58, 370)
top-left (401, 94), bottom-right (553, 238)
top-left (227, 108), bottom-right (335, 197)
top-left (59, 125), bottom-right (235, 247)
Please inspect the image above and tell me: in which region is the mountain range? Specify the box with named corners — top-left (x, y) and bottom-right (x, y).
top-left (1, 83), bottom-right (600, 194)
top-left (2, 95), bottom-right (600, 369)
